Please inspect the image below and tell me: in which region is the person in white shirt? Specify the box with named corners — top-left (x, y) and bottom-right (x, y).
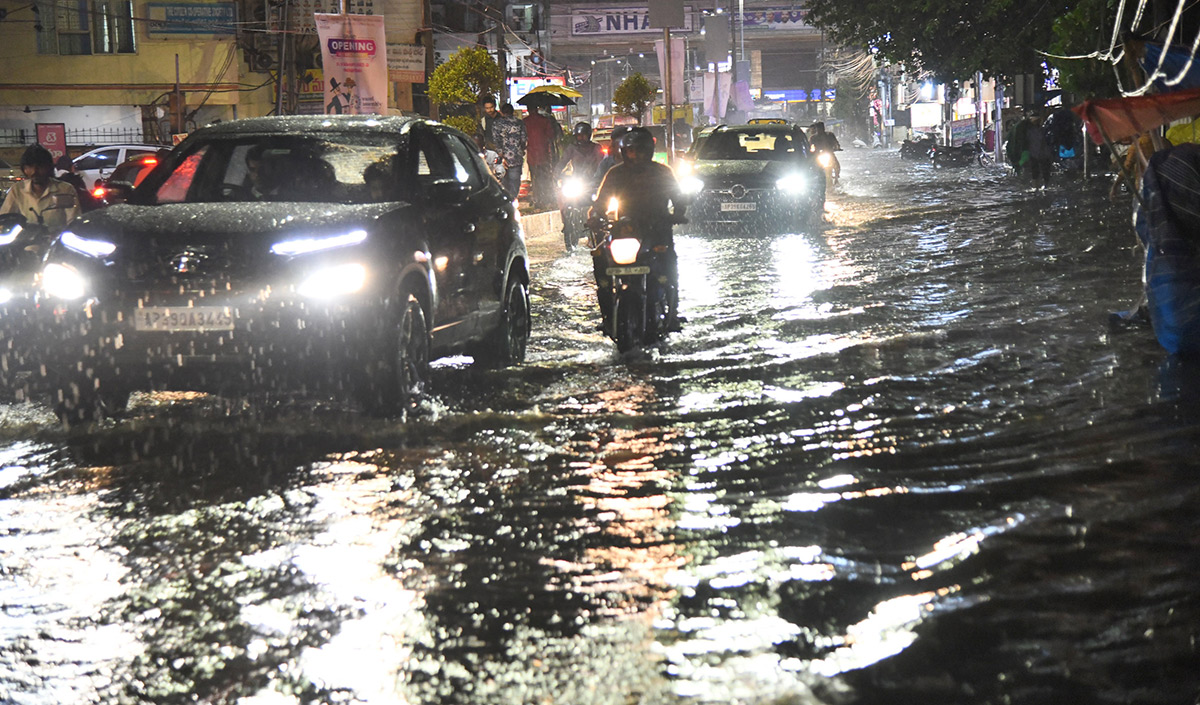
top-left (0, 143), bottom-right (80, 227)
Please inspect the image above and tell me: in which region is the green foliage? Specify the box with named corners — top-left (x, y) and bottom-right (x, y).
top-left (804, 0), bottom-right (1073, 82)
top-left (613, 72), bottom-right (657, 124)
top-left (1048, 0), bottom-right (1121, 99)
top-left (442, 115), bottom-right (480, 135)
top-left (428, 46), bottom-right (503, 111)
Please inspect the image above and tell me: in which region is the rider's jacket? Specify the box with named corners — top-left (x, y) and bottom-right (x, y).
top-left (560, 141), bottom-right (605, 186)
top-left (589, 160), bottom-right (682, 247)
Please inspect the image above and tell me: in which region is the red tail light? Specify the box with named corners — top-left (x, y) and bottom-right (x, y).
top-left (92, 187), bottom-right (106, 199)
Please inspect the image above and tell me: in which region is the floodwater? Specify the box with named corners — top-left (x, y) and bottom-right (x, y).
top-left (2, 149), bottom-right (1198, 705)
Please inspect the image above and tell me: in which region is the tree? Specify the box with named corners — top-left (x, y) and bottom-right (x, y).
top-left (613, 72), bottom-right (657, 124)
top-left (428, 46), bottom-right (503, 134)
top-left (804, 0), bottom-right (1073, 83)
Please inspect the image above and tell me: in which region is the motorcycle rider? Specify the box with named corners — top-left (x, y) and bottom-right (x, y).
top-left (558, 122), bottom-right (605, 249)
top-left (808, 121), bottom-right (841, 182)
top-left (0, 143), bottom-right (80, 227)
top-left (587, 127), bottom-right (685, 331)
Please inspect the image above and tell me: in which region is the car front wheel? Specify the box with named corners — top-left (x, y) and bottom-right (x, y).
top-left (361, 288), bottom-right (430, 416)
top-left (474, 275), bottom-right (530, 367)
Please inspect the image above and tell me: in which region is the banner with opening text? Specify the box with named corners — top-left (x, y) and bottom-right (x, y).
top-left (315, 13), bottom-right (388, 115)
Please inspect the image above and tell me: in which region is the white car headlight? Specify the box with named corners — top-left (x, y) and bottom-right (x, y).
top-left (42, 262), bottom-right (87, 300)
top-left (679, 175), bottom-right (705, 195)
top-left (61, 231), bottom-right (116, 258)
top-left (608, 237), bottom-right (641, 265)
top-left (271, 230), bottom-right (368, 257)
top-left (775, 173), bottom-right (807, 194)
top-left (297, 263), bottom-right (367, 299)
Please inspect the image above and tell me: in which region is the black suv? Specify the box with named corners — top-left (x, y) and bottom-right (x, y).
top-left (31, 115), bottom-right (530, 421)
top-left (677, 123), bottom-right (825, 235)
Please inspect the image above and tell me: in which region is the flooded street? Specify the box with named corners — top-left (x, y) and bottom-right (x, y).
top-left (3, 148), bottom-right (1198, 704)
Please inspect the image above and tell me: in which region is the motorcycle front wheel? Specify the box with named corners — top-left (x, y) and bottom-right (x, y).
top-left (614, 284), bottom-right (645, 354)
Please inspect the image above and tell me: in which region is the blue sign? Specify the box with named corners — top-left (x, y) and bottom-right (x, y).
top-left (147, 3), bottom-right (237, 35)
top-left (762, 88), bottom-right (835, 102)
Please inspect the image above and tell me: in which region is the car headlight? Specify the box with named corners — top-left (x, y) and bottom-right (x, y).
top-left (61, 231), bottom-right (116, 258)
top-left (0, 287), bottom-right (12, 304)
top-left (560, 177), bottom-right (586, 199)
top-left (271, 230), bottom-right (368, 257)
top-left (608, 237), bottom-right (641, 265)
top-left (42, 262), bottom-right (87, 300)
top-left (679, 175), bottom-right (705, 195)
top-left (775, 173), bottom-right (807, 194)
top-left (297, 263), bottom-right (367, 299)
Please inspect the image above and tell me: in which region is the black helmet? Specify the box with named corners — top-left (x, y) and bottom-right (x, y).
top-left (573, 122), bottom-right (592, 138)
top-left (619, 127), bottom-right (655, 161)
top-left (20, 143), bottom-right (55, 169)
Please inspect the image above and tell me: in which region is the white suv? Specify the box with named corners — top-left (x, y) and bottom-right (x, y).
top-left (72, 144), bottom-right (162, 188)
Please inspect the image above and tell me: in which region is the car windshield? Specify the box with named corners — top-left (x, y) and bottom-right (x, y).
top-left (696, 130), bottom-right (807, 161)
top-left (144, 133), bottom-right (403, 205)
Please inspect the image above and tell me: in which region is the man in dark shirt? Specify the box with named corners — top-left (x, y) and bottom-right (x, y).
top-left (587, 127), bottom-right (685, 330)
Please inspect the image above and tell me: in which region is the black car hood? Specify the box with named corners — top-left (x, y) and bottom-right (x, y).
top-left (67, 202), bottom-right (405, 245)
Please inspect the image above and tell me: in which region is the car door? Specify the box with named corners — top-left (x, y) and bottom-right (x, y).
top-left (439, 130), bottom-right (510, 329)
top-left (408, 126), bottom-right (479, 344)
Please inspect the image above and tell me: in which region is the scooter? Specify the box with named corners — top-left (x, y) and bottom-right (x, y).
top-left (931, 142), bottom-right (988, 168)
top-left (590, 203), bottom-right (678, 354)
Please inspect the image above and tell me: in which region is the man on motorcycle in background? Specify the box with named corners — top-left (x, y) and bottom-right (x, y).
top-left (1, 143), bottom-right (81, 227)
top-left (808, 121), bottom-right (841, 182)
top-left (587, 127), bottom-right (685, 331)
top-left (558, 123), bottom-right (605, 250)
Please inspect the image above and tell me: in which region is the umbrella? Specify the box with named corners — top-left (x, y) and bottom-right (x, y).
top-left (517, 91), bottom-right (576, 108)
top-left (525, 84), bottom-right (583, 99)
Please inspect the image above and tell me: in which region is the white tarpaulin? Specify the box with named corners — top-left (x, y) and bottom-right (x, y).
top-left (654, 36), bottom-right (686, 105)
top-left (703, 71), bottom-right (731, 119)
top-left (315, 13), bottom-right (388, 115)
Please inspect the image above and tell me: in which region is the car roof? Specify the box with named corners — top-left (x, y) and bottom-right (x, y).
top-left (187, 114), bottom-right (422, 140)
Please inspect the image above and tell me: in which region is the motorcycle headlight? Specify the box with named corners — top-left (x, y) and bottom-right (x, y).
top-left (271, 229), bottom-right (368, 257)
top-left (609, 237), bottom-right (641, 265)
top-left (679, 175), bottom-right (705, 195)
top-left (42, 262), bottom-right (87, 300)
top-left (61, 231), bottom-right (116, 258)
top-left (297, 262), bottom-right (367, 299)
top-left (561, 177), bottom-right (586, 199)
top-left (0, 223), bottom-right (23, 247)
top-left (775, 173), bottom-right (807, 194)
top-left (816, 152), bottom-right (834, 169)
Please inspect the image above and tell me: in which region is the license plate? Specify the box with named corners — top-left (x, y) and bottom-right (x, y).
top-left (607, 266), bottom-right (650, 276)
top-left (133, 306), bottom-right (235, 332)
top-left (721, 202), bottom-right (757, 211)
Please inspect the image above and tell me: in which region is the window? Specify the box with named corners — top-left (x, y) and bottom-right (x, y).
top-left (36, 0), bottom-right (135, 55)
top-left (73, 148), bottom-right (122, 171)
top-left (443, 134), bottom-right (484, 190)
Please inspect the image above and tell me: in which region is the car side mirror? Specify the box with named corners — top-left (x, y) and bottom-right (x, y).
top-left (427, 179), bottom-right (470, 204)
top-left (104, 181), bottom-right (134, 204)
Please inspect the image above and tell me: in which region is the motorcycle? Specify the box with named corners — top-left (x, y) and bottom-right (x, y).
top-left (589, 202), bottom-right (679, 353)
top-left (900, 135), bottom-right (936, 160)
top-left (813, 149), bottom-right (839, 187)
top-left (558, 174), bottom-right (592, 251)
top-left (931, 142), bottom-right (990, 168)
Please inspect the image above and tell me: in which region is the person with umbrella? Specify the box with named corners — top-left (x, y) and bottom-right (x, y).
top-left (523, 104), bottom-right (561, 210)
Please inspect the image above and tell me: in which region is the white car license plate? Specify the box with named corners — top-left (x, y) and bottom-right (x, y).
top-left (606, 266), bottom-right (651, 276)
top-left (134, 306), bottom-right (235, 332)
top-left (721, 202), bottom-right (757, 211)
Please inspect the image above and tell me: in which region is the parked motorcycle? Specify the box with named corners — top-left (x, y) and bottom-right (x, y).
top-left (900, 135), bottom-right (936, 160)
top-left (931, 142), bottom-right (991, 168)
top-left (558, 174), bottom-right (592, 251)
top-left (590, 205), bottom-right (678, 353)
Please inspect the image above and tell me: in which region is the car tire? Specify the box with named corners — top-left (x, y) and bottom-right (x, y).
top-left (54, 378), bottom-right (130, 427)
top-left (474, 274), bottom-right (530, 368)
top-left (361, 288), bottom-right (429, 416)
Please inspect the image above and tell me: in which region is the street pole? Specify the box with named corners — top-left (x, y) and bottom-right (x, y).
top-left (664, 26), bottom-right (673, 162)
